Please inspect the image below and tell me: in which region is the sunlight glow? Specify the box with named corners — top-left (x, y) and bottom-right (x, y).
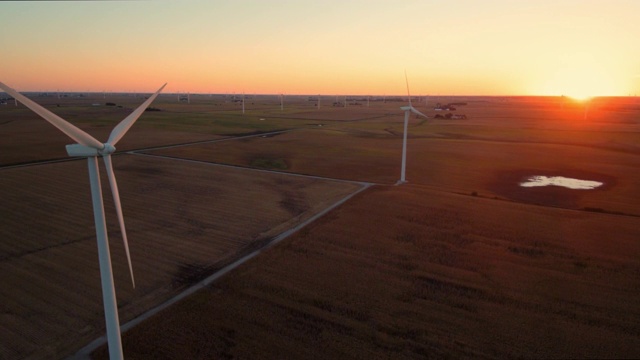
top-left (0, 1), bottom-right (639, 95)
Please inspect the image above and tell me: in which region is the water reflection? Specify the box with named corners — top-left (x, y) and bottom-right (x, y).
top-left (520, 176), bottom-right (603, 190)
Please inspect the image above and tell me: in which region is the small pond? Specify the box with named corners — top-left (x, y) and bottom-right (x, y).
top-left (519, 176), bottom-right (603, 190)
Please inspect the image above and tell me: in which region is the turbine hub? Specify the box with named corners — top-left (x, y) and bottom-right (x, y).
top-left (99, 143), bottom-right (116, 155)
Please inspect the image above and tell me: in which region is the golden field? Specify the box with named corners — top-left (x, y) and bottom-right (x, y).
top-left (1, 93), bottom-right (639, 358)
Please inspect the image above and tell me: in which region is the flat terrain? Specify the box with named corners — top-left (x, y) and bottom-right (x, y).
top-left (95, 184), bottom-right (640, 359)
top-left (1, 93), bottom-right (639, 359)
top-left (0, 154), bottom-right (360, 359)
top-left (149, 97), bottom-right (640, 215)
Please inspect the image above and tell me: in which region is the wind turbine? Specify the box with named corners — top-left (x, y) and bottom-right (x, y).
top-left (583, 98), bottom-right (590, 120)
top-left (399, 72), bottom-right (428, 184)
top-left (0, 81), bottom-right (166, 360)
top-left (280, 93), bottom-right (284, 111)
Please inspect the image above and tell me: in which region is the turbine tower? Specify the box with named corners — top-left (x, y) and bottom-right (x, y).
top-left (399, 72), bottom-right (428, 184)
top-left (584, 99), bottom-right (589, 120)
top-left (0, 81), bottom-right (166, 360)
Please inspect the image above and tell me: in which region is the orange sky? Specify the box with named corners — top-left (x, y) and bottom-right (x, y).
top-left (1, 1), bottom-right (639, 96)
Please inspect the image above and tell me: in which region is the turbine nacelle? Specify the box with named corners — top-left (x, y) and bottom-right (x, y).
top-left (400, 105), bottom-right (429, 119)
top-left (66, 143), bottom-right (116, 157)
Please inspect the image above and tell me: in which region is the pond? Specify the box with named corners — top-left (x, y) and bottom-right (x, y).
top-left (520, 176), bottom-right (603, 190)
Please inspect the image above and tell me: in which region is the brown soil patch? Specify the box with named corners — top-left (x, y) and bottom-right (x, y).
top-left (94, 185), bottom-right (640, 359)
top-left (0, 155), bottom-right (359, 359)
top-left (148, 128), bottom-right (403, 184)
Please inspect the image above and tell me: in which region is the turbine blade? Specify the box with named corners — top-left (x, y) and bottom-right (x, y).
top-left (410, 106), bottom-right (429, 119)
top-left (107, 83), bottom-right (167, 146)
top-left (103, 155), bottom-right (135, 288)
top-left (405, 70), bottom-right (412, 107)
top-left (0, 81), bottom-right (103, 149)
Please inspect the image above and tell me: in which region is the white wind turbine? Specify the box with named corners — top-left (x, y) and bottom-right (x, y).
top-left (399, 72), bottom-right (428, 184)
top-left (0, 81), bottom-right (166, 360)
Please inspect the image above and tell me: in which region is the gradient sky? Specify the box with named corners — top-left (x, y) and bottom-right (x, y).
top-left (1, 0), bottom-right (639, 96)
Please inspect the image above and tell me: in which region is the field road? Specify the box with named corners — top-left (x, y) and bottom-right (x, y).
top-left (71, 178), bottom-right (373, 359)
top-left (126, 129), bottom-right (293, 153)
top-left (64, 128), bottom-right (375, 358)
top-left (7, 125), bottom-right (377, 360)
top-left (130, 151), bottom-right (378, 186)
top-left (0, 129), bottom-right (293, 170)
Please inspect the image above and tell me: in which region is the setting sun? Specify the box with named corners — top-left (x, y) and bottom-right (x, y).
top-left (532, 52), bottom-right (626, 99)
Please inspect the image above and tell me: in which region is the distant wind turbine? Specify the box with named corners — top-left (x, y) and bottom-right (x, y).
top-left (280, 93), bottom-right (284, 111)
top-left (242, 92), bottom-right (245, 114)
top-left (0, 81), bottom-right (166, 360)
top-left (399, 72), bottom-right (428, 184)
top-left (584, 99), bottom-right (589, 120)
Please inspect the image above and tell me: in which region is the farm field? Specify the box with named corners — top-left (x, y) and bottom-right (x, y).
top-left (94, 184), bottom-right (640, 359)
top-left (0, 154), bottom-right (362, 359)
top-left (148, 97), bottom-right (640, 215)
top-left (0, 93), bottom-right (390, 166)
top-left (1, 93), bottom-right (639, 359)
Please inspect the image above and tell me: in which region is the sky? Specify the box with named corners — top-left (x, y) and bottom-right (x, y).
top-left (1, 0), bottom-right (639, 97)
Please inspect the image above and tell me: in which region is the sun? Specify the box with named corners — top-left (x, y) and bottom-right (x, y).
top-left (534, 59), bottom-right (622, 99)
top-left (556, 74), bottom-right (605, 101)
top-left (566, 92), bottom-right (592, 102)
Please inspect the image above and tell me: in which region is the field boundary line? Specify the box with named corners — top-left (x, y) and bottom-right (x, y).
top-left (0, 130), bottom-right (293, 170)
top-left (130, 152), bottom-right (376, 186)
top-left (70, 182), bottom-right (373, 359)
top-left (130, 129), bottom-right (293, 153)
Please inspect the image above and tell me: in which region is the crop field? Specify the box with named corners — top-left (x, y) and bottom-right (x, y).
top-left (147, 97), bottom-right (640, 215)
top-left (94, 184), bottom-right (640, 359)
top-left (0, 153), bottom-right (361, 359)
top-left (1, 93), bottom-right (639, 359)
top-left (0, 93), bottom-right (392, 166)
